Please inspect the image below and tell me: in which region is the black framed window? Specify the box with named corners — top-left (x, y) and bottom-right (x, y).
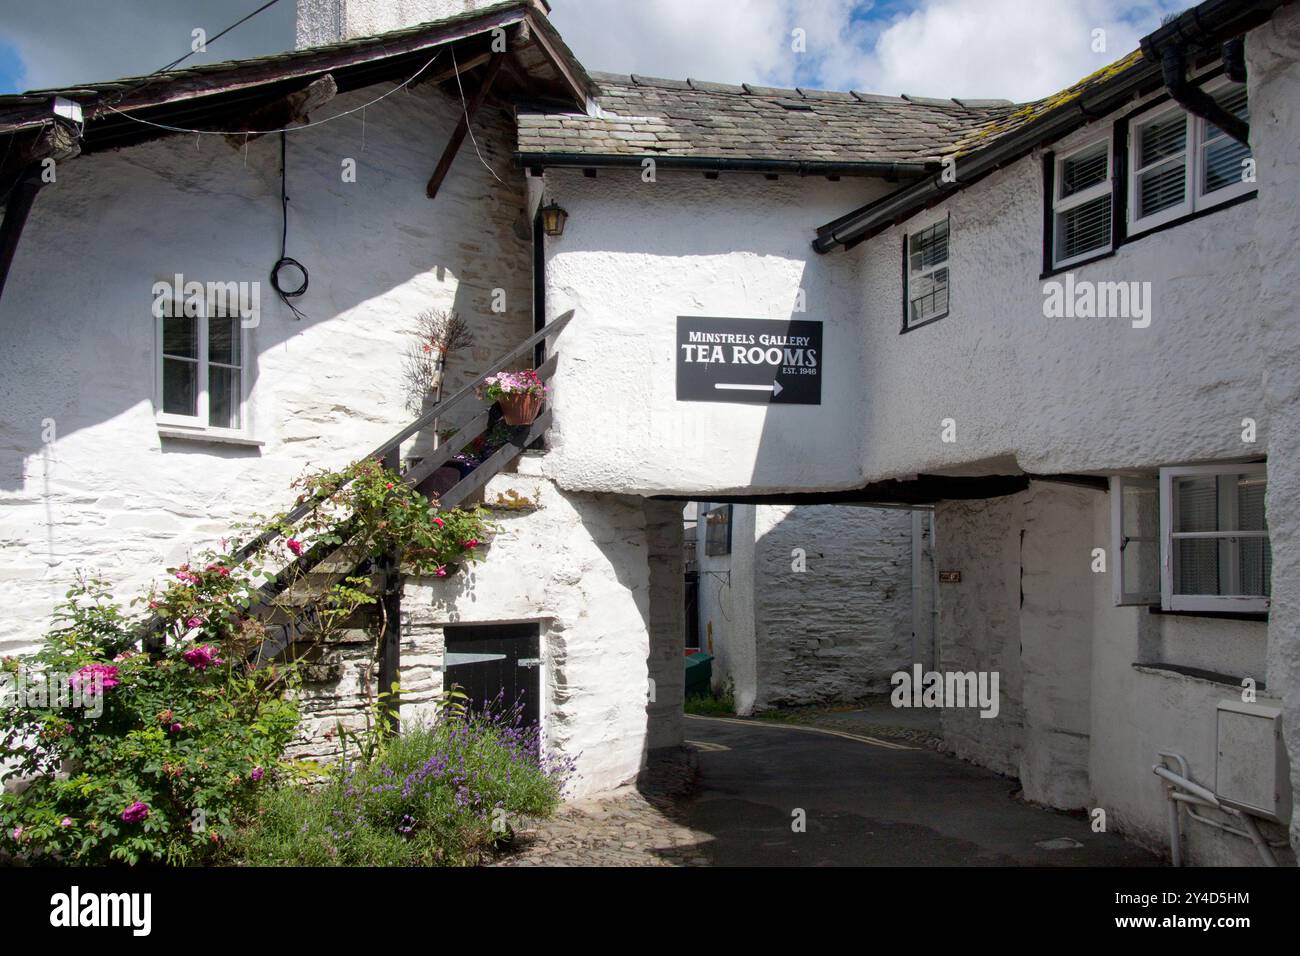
top-left (902, 218), bottom-right (950, 331)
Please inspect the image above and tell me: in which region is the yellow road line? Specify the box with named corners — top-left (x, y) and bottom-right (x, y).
top-left (685, 713), bottom-right (916, 750)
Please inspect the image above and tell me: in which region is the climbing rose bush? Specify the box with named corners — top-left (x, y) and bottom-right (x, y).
top-left (0, 575), bottom-right (300, 866)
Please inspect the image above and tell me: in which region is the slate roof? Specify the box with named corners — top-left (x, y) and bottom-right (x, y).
top-left (517, 71), bottom-right (1018, 170)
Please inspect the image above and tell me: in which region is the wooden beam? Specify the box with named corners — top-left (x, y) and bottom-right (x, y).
top-left (411, 51), bottom-right (493, 88)
top-left (222, 74), bottom-right (336, 147)
top-left (425, 53), bottom-right (506, 199)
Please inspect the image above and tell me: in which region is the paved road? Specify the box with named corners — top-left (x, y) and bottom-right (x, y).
top-left (680, 714), bottom-right (1161, 866)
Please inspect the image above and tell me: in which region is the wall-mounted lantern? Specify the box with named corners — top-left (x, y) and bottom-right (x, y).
top-left (539, 201), bottom-right (568, 237)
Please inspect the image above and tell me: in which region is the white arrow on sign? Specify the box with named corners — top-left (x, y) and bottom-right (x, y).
top-left (714, 380), bottom-right (783, 397)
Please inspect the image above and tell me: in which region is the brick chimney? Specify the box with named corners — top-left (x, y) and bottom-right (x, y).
top-left (295, 0), bottom-right (549, 48)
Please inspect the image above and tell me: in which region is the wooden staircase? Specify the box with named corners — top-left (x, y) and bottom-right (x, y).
top-left (142, 311), bottom-right (573, 732)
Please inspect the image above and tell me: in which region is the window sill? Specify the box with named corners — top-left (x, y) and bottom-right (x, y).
top-left (900, 311), bottom-right (948, 334)
top-left (1123, 190), bottom-right (1257, 246)
top-left (1146, 604), bottom-right (1268, 623)
top-left (1132, 661), bottom-right (1262, 690)
top-left (158, 427), bottom-right (264, 448)
top-left (1040, 248), bottom-right (1116, 280)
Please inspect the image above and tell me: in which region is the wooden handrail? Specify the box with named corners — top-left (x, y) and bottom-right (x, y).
top-left (141, 310), bottom-right (574, 648)
top-left (225, 310), bottom-right (572, 564)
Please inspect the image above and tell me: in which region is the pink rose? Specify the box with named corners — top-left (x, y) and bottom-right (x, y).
top-left (431, 516), bottom-right (444, 527)
top-left (121, 801), bottom-right (150, 824)
top-left (170, 722), bottom-right (183, 733)
top-left (186, 617), bottom-right (204, 629)
top-left (183, 645), bottom-right (223, 670)
top-left (435, 566), bottom-right (448, 578)
top-left (69, 663), bottom-right (120, 696)
top-left (463, 539), bottom-right (479, 549)
top-left (286, 538), bottom-right (304, 556)
top-left (11, 826), bottom-right (22, 840)
top-left (250, 767), bottom-right (264, 783)
top-left (60, 817), bottom-right (72, 828)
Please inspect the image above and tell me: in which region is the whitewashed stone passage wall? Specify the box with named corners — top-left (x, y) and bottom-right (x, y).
top-left (696, 503), bottom-right (757, 712)
top-left (392, 464), bottom-right (684, 798)
top-left (751, 504), bottom-right (913, 709)
top-left (938, 483), bottom-right (1283, 865)
top-left (695, 502), bottom-right (915, 713)
top-left (0, 83), bottom-right (532, 655)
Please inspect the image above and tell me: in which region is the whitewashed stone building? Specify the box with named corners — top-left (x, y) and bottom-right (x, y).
top-left (692, 502), bottom-right (928, 715)
top-left (1, 0), bottom-right (1299, 865)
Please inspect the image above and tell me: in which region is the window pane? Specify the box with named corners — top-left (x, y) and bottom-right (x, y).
top-left (1138, 159), bottom-right (1186, 218)
top-left (909, 221), bottom-right (948, 271)
top-left (163, 315), bottom-right (197, 358)
top-left (209, 316), bottom-right (240, 367)
top-left (1174, 474), bottom-right (1218, 532)
top-left (1174, 537), bottom-right (1223, 595)
top-left (1061, 143), bottom-right (1108, 197)
top-left (1203, 134), bottom-right (1250, 194)
top-left (1058, 193), bottom-right (1111, 260)
top-left (209, 365), bottom-right (240, 429)
top-left (909, 267), bottom-right (949, 323)
top-left (1236, 475), bottom-right (1267, 532)
top-left (1239, 535), bottom-right (1272, 596)
top-left (163, 357), bottom-right (197, 416)
top-left (1139, 114), bottom-right (1186, 167)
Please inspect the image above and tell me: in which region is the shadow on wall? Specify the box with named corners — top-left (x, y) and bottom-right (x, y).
top-left (0, 84), bottom-right (531, 492)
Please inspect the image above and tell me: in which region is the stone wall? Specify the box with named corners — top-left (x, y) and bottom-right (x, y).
top-left (751, 504), bottom-right (914, 709)
top-left (396, 462), bottom-right (683, 798)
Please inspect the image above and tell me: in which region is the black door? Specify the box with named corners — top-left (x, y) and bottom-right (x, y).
top-left (443, 623), bottom-right (541, 728)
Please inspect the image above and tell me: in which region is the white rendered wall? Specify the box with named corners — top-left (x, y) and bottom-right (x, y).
top-left (696, 502), bottom-right (757, 713)
top-left (295, 0), bottom-right (522, 47)
top-left (0, 84), bottom-right (532, 654)
top-left (540, 170), bottom-right (890, 497)
top-left (1249, 3), bottom-right (1300, 854)
top-left (401, 469), bottom-right (683, 798)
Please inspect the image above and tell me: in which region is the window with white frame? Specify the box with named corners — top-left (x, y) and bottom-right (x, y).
top-left (905, 218), bottom-right (949, 329)
top-left (156, 304), bottom-right (247, 434)
top-left (1128, 80), bottom-right (1253, 235)
top-left (1112, 464), bottom-right (1269, 614)
top-left (1052, 139), bottom-right (1112, 268)
top-left (1161, 464), bottom-right (1269, 613)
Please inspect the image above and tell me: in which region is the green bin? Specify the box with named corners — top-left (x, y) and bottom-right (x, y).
top-left (684, 651), bottom-right (713, 698)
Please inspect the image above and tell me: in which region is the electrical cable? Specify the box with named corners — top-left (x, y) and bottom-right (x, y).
top-left (100, 48), bottom-right (446, 136)
top-left (270, 130), bottom-right (309, 321)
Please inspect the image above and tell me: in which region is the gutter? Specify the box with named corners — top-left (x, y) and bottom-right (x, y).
top-left (516, 152), bottom-right (935, 180)
top-left (812, 0), bottom-right (1290, 253)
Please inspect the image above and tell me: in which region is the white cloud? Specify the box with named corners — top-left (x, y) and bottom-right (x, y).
top-left (548, 0), bottom-right (1184, 102)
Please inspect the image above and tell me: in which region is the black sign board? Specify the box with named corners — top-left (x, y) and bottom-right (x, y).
top-left (676, 316), bottom-right (822, 405)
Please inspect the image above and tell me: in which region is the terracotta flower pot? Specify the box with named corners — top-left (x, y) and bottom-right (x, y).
top-left (497, 391), bottom-right (543, 426)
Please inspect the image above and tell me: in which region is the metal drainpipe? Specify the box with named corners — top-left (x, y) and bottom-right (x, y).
top-left (1157, 45), bottom-right (1250, 146)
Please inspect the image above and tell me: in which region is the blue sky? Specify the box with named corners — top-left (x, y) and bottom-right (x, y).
top-left (0, 0), bottom-right (1185, 101)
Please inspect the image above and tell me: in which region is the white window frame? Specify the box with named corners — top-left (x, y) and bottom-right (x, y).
top-left (905, 216), bottom-right (950, 329)
top-left (1159, 463), bottom-right (1269, 614)
top-left (154, 302), bottom-right (251, 439)
top-left (1110, 474), bottom-right (1160, 606)
top-left (1127, 78), bottom-right (1253, 237)
top-left (1052, 137), bottom-right (1114, 269)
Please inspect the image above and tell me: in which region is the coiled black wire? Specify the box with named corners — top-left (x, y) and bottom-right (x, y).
top-left (271, 130), bottom-right (309, 321)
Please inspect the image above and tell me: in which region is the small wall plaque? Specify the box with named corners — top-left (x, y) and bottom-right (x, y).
top-left (939, 570), bottom-right (962, 583)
